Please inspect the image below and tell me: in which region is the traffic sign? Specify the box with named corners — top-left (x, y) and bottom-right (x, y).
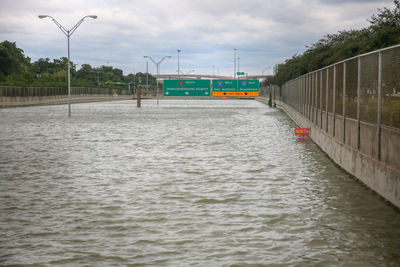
top-left (238, 80), bottom-right (259, 91)
top-left (212, 92), bottom-right (259, 97)
top-left (212, 79), bottom-right (259, 97)
top-left (163, 80), bottom-right (211, 96)
top-left (295, 128), bottom-right (310, 136)
top-left (237, 72), bottom-right (245, 76)
top-left (212, 80), bottom-right (237, 92)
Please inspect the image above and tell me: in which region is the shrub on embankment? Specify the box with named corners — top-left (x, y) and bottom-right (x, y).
top-left (273, 0), bottom-right (400, 87)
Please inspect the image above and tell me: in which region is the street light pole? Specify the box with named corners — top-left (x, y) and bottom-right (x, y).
top-left (177, 50), bottom-right (181, 78)
top-left (146, 61), bottom-right (149, 95)
top-left (234, 48), bottom-right (237, 79)
top-left (262, 66), bottom-right (271, 75)
top-left (67, 35), bottom-right (70, 113)
top-left (39, 15), bottom-right (97, 117)
top-left (133, 70), bottom-right (136, 94)
top-left (143, 55), bottom-right (171, 105)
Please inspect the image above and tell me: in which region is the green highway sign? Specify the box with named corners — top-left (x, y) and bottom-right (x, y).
top-left (163, 79), bottom-right (259, 97)
top-left (238, 80), bottom-right (259, 91)
top-left (237, 72), bottom-right (245, 76)
top-left (211, 80), bottom-right (237, 92)
top-left (163, 80), bottom-right (211, 96)
top-left (212, 79), bottom-right (259, 92)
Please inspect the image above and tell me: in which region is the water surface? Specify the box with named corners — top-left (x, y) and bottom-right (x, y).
top-left (1, 99), bottom-right (399, 266)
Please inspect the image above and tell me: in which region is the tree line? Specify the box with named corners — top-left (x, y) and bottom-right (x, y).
top-left (272, 0), bottom-right (400, 86)
top-left (0, 41), bottom-right (156, 89)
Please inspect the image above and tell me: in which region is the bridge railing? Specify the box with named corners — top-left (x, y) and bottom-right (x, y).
top-left (275, 44), bottom-right (400, 171)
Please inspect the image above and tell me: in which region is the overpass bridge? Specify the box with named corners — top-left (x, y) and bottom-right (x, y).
top-left (157, 74), bottom-right (272, 80)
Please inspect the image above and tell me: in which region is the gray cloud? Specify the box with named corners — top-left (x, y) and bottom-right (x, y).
top-left (0, 0), bottom-right (394, 76)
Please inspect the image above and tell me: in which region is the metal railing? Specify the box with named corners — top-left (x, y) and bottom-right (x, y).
top-left (0, 87), bottom-right (133, 97)
top-left (273, 44), bottom-right (400, 170)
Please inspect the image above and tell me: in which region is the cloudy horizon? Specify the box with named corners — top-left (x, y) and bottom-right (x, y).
top-left (0, 0), bottom-right (395, 76)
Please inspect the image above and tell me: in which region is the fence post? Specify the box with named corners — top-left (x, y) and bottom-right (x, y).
top-left (333, 65), bottom-right (336, 137)
top-left (305, 76), bottom-right (307, 116)
top-left (320, 71), bottom-right (323, 127)
top-left (311, 72), bottom-right (318, 125)
top-left (303, 77), bottom-right (305, 114)
top-left (306, 76), bottom-right (309, 116)
top-left (137, 84), bottom-right (141, 108)
top-left (309, 75), bottom-right (311, 120)
top-left (377, 51), bottom-right (382, 160)
top-left (357, 56), bottom-right (361, 150)
top-left (298, 78), bottom-right (301, 112)
top-left (268, 85), bottom-right (272, 106)
top-left (273, 85), bottom-right (276, 107)
top-left (298, 78), bottom-right (300, 111)
top-left (307, 74), bottom-right (314, 121)
top-left (326, 68), bottom-right (329, 133)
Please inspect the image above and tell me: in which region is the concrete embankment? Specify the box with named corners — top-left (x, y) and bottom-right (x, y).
top-left (0, 95), bottom-right (219, 108)
top-left (257, 97), bottom-right (400, 209)
top-left (0, 95), bottom-right (136, 108)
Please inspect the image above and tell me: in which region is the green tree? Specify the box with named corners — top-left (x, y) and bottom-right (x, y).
top-left (272, 0), bottom-right (400, 86)
top-left (369, 0), bottom-right (400, 48)
top-left (0, 41), bottom-right (31, 78)
top-left (76, 64), bottom-right (93, 79)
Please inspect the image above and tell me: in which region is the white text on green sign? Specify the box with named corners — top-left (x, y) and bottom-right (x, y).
top-left (212, 80), bottom-right (259, 92)
top-left (163, 80), bottom-right (211, 96)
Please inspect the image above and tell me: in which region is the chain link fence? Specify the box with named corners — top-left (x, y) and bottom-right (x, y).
top-left (0, 86), bottom-right (136, 108)
top-left (0, 87), bottom-right (133, 97)
top-left (275, 44), bottom-right (400, 171)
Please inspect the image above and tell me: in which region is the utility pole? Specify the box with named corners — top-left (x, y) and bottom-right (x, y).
top-left (39, 14), bottom-right (97, 117)
top-left (234, 48), bottom-right (237, 79)
top-left (143, 55), bottom-right (171, 105)
top-left (133, 72), bottom-right (136, 95)
top-left (146, 61), bottom-right (149, 95)
top-left (177, 49), bottom-right (181, 78)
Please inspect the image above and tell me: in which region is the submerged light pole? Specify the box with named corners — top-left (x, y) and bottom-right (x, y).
top-left (143, 55), bottom-right (171, 105)
top-left (146, 61), bottom-right (149, 94)
top-left (177, 49), bottom-right (181, 78)
top-left (234, 48), bottom-right (237, 79)
top-left (39, 15), bottom-right (97, 117)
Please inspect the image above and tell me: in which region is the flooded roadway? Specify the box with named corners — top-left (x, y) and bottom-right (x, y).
top-left (1, 99), bottom-right (399, 266)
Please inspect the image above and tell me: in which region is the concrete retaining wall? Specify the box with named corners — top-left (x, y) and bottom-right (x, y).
top-left (260, 97), bottom-right (400, 208)
top-left (0, 95), bottom-right (134, 108)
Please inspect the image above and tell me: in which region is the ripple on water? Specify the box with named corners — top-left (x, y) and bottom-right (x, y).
top-left (0, 100), bottom-right (400, 266)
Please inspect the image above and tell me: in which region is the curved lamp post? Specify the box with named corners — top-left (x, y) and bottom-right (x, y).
top-left (39, 15), bottom-right (97, 117)
top-left (143, 55), bottom-right (171, 105)
top-left (178, 69), bottom-right (195, 75)
top-left (262, 66), bottom-right (271, 75)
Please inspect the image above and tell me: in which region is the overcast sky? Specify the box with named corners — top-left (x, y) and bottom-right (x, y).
top-left (0, 0), bottom-right (395, 76)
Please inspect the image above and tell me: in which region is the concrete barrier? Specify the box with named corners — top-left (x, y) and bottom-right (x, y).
top-left (0, 95), bottom-right (134, 108)
top-left (258, 97), bottom-right (400, 209)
